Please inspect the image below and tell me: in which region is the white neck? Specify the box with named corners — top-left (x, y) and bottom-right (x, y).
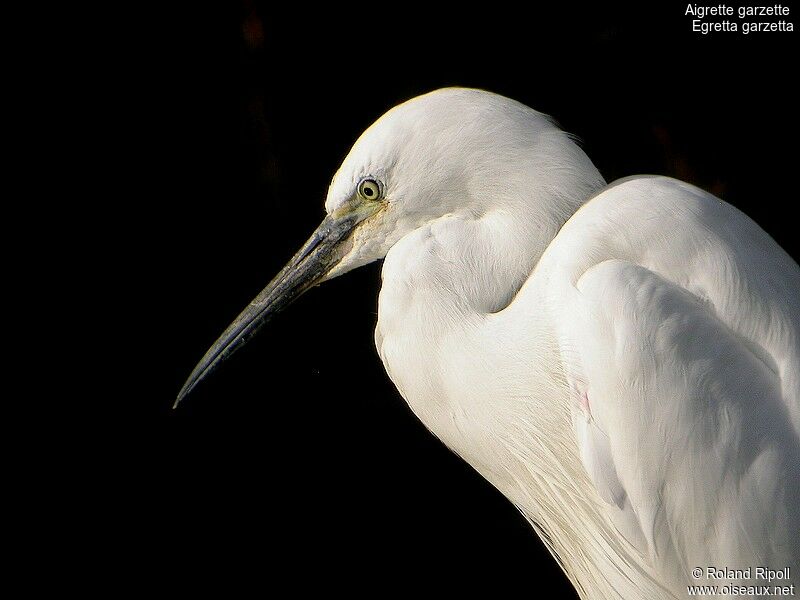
top-left (374, 143), bottom-right (673, 599)
top-left (376, 129), bottom-right (605, 441)
top-left (376, 201), bottom-right (666, 599)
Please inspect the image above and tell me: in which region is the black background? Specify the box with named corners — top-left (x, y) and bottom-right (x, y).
top-left (91, 2), bottom-right (798, 596)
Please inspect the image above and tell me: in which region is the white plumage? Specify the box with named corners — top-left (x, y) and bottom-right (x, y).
top-left (328, 88), bottom-right (799, 598)
top-left (181, 88), bottom-right (800, 598)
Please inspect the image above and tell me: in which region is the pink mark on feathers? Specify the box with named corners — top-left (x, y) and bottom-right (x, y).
top-left (580, 389), bottom-right (591, 416)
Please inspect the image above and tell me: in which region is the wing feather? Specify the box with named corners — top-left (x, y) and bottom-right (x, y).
top-left (539, 176), bottom-right (800, 592)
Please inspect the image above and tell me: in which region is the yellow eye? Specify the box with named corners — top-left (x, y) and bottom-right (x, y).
top-left (357, 178), bottom-right (382, 201)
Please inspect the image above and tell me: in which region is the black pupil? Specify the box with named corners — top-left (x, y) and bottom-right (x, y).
top-left (363, 185), bottom-right (374, 197)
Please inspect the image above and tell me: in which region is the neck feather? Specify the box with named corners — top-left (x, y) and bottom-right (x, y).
top-left (451, 133), bottom-right (606, 314)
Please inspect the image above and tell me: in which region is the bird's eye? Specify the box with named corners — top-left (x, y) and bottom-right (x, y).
top-left (357, 178), bottom-right (382, 201)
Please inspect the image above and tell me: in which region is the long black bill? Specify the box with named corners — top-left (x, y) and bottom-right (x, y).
top-left (175, 205), bottom-right (372, 407)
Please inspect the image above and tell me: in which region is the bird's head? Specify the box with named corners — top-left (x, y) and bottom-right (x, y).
top-left (176, 88), bottom-right (602, 405)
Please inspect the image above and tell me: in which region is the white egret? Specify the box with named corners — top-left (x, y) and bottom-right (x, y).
top-left (177, 88), bottom-right (799, 599)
